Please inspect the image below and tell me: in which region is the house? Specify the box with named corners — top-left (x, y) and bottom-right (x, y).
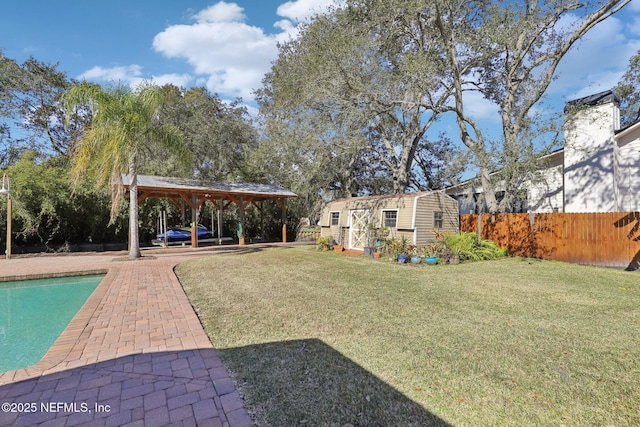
top-left (319, 191), bottom-right (459, 250)
top-left (446, 89), bottom-right (640, 213)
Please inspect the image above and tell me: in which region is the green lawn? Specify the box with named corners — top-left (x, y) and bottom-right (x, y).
top-left (175, 245), bottom-right (640, 426)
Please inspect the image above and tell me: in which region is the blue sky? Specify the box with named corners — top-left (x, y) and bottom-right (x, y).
top-left (1, 0), bottom-right (640, 131)
top-left (1, 0), bottom-right (335, 101)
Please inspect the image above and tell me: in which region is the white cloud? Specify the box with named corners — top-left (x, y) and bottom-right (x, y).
top-left (277, 0), bottom-right (339, 22)
top-left (274, 19), bottom-right (300, 42)
top-left (462, 90), bottom-right (501, 124)
top-left (549, 10), bottom-right (640, 99)
top-left (193, 2), bottom-right (245, 23)
top-left (78, 65), bottom-right (143, 83)
top-left (77, 65), bottom-right (192, 89)
top-left (627, 16), bottom-right (640, 36)
top-left (77, 1), bottom-right (342, 101)
top-left (627, 0), bottom-right (640, 12)
top-left (149, 73), bottom-right (193, 88)
top-left (152, 2), bottom-right (277, 99)
top-left (152, 1), bottom-right (340, 100)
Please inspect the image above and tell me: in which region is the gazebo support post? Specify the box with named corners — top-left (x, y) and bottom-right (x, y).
top-left (276, 198), bottom-right (287, 243)
top-left (237, 197), bottom-right (246, 245)
top-left (217, 199), bottom-right (223, 245)
top-left (191, 194), bottom-right (198, 248)
top-left (260, 201), bottom-right (265, 241)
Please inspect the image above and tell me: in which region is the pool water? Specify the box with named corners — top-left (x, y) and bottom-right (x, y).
top-left (0, 274), bottom-right (103, 373)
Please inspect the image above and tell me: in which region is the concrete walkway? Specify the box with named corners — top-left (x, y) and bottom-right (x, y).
top-left (0, 246), bottom-right (266, 426)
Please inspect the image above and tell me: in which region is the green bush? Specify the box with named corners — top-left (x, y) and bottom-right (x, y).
top-left (441, 231), bottom-right (507, 261)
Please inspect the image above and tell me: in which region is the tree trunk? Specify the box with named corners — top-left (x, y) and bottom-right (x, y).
top-left (128, 160), bottom-right (141, 259)
top-left (392, 168), bottom-right (409, 194)
top-left (479, 165), bottom-right (499, 214)
top-left (391, 135), bottom-right (418, 193)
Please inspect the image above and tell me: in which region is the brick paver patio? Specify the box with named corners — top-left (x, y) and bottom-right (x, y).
top-left (0, 246), bottom-right (261, 426)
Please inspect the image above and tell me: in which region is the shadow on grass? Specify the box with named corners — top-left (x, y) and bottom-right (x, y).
top-left (202, 242), bottom-right (311, 256)
top-left (218, 339), bottom-right (450, 426)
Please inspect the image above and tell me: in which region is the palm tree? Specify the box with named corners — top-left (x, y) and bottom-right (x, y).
top-left (64, 82), bottom-right (188, 259)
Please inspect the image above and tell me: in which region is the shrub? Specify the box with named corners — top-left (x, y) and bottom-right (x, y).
top-left (316, 235), bottom-right (332, 250)
top-left (440, 231), bottom-right (507, 261)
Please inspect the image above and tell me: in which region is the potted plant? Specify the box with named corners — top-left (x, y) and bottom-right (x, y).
top-left (393, 236), bottom-right (410, 263)
top-left (363, 222), bottom-right (377, 257)
top-left (330, 227), bottom-right (344, 253)
top-left (448, 246), bottom-right (461, 265)
top-left (333, 228), bottom-right (344, 252)
top-left (316, 236), bottom-right (332, 251)
top-left (423, 244), bottom-right (439, 265)
top-left (409, 245), bottom-right (422, 264)
top-left (384, 237), bottom-right (398, 261)
top-left (372, 227), bottom-right (389, 259)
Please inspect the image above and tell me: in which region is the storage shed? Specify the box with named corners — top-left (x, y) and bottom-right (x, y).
top-left (320, 191), bottom-right (459, 250)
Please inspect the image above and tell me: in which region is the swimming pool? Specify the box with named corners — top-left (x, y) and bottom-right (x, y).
top-left (0, 274), bottom-right (104, 373)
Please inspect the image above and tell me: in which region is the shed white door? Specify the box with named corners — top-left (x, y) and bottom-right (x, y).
top-left (348, 209), bottom-right (370, 250)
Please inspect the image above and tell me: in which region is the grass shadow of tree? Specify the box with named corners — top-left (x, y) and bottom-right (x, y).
top-left (217, 339), bottom-right (451, 426)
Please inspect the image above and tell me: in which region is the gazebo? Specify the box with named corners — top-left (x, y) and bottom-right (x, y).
top-left (122, 175), bottom-right (297, 246)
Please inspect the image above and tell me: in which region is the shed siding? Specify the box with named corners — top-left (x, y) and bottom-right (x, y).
top-left (414, 196), bottom-right (430, 246)
top-left (320, 192), bottom-right (459, 249)
top-left (413, 193), bottom-right (459, 245)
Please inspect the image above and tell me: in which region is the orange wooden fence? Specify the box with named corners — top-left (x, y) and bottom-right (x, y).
top-left (460, 212), bottom-right (640, 270)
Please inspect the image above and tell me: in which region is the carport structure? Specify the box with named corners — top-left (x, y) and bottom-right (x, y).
top-left (122, 174), bottom-right (297, 246)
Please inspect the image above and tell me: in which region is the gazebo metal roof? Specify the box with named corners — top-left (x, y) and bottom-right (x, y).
top-left (122, 174), bottom-right (297, 204)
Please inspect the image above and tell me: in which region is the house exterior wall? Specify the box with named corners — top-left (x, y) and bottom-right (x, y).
top-left (446, 185), bottom-right (480, 214)
top-left (443, 90), bottom-right (640, 214)
top-left (563, 101), bottom-right (619, 212)
top-left (615, 128), bottom-right (640, 211)
top-left (526, 155), bottom-right (564, 213)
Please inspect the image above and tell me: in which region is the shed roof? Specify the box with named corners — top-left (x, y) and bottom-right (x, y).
top-left (327, 191), bottom-right (442, 205)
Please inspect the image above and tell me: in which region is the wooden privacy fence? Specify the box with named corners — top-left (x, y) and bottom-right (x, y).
top-left (460, 212), bottom-right (640, 270)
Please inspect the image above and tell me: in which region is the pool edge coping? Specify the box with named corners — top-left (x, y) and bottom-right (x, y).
top-left (0, 269), bottom-right (109, 283)
top-left (0, 268), bottom-right (116, 385)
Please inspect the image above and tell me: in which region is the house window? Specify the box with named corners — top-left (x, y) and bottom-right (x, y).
top-left (383, 210), bottom-right (398, 228)
top-left (434, 211), bottom-right (443, 229)
top-left (330, 211), bottom-right (340, 226)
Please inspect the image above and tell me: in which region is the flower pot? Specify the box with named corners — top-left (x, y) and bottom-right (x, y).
top-left (397, 254), bottom-right (408, 264)
top-left (363, 247), bottom-right (374, 256)
top-left (425, 256), bottom-right (438, 265)
top-left (411, 255), bottom-right (422, 264)
top-left (334, 245), bottom-right (344, 253)
top-left (373, 251), bottom-right (381, 259)
top-left (449, 255), bottom-right (460, 265)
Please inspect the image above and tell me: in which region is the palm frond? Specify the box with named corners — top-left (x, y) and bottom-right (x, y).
top-left (63, 81), bottom-right (188, 225)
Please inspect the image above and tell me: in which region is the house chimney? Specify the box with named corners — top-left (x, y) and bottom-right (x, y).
top-left (563, 90), bottom-right (620, 212)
